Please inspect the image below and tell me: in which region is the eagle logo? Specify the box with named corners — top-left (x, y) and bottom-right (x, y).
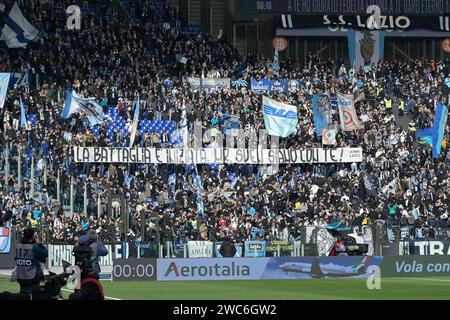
top-left (231, 79), bottom-right (248, 88)
top-left (360, 31), bottom-right (375, 65)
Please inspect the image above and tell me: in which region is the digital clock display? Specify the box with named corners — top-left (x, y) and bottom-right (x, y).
top-left (112, 258), bottom-right (157, 281)
top-left (256, 1), bottom-right (273, 10)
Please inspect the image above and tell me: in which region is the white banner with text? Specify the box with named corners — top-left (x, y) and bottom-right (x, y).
top-left (73, 147), bottom-right (363, 164)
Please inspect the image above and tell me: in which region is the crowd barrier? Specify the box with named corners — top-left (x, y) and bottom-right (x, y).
top-left (111, 256), bottom-right (450, 281)
top-left (2, 226), bottom-right (449, 273)
top-left (32, 239), bottom-right (450, 274)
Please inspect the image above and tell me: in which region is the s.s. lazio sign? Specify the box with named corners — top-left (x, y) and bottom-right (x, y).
top-left (262, 96), bottom-right (298, 138)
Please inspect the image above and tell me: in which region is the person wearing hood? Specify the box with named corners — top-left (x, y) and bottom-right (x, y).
top-left (74, 229), bottom-right (108, 274)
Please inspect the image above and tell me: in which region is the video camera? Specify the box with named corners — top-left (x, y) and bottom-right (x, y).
top-left (72, 241), bottom-right (95, 272)
top-left (330, 230), bottom-right (369, 256)
top-left (344, 235), bottom-right (369, 256)
top-left (0, 261), bottom-right (73, 301)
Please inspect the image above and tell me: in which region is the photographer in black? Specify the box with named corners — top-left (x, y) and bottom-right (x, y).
top-left (74, 229), bottom-right (109, 274)
top-left (219, 235), bottom-right (237, 257)
top-left (68, 243), bottom-right (105, 300)
top-left (15, 228), bottom-right (48, 295)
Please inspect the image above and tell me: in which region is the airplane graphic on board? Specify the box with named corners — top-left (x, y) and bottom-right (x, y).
top-left (278, 256), bottom-right (372, 279)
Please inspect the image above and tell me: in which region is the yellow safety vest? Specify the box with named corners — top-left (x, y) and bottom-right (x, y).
top-left (399, 100), bottom-right (405, 110)
top-left (30, 219), bottom-right (38, 228)
top-left (376, 87), bottom-right (382, 97)
top-left (408, 123), bottom-right (416, 132)
top-left (384, 99), bottom-right (392, 109)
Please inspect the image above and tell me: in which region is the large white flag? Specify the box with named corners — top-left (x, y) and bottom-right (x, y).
top-left (262, 96), bottom-right (297, 138)
top-left (1, 2), bottom-right (39, 48)
top-left (61, 91), bottom-right (104, 127)
top-left (347, 29), bottom-right (384, 69)
top-left (337, 93), bottom-right (362, 131)
top-left (129, 96), bottom-right (140, 147)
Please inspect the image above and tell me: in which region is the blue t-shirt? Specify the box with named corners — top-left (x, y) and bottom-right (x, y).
top-left (33, 209), bottom-right (41, 220)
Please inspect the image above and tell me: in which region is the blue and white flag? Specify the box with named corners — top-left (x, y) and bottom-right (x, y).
top-left (1, 2), bottom-right (39, 48)
top-left (411, 207), bottom-right (420, 221)
top-left (175, 53), bottom-right (188, 64)
top-left (61, 91), bottom-right (104, 127)
top-left (363, 172), bottom-right (377, 197)
top-left (129, 96), bottom-right (140, 147)
top-left (19, 96), bottom-right (29, 129)
top-left (0, 73), bottom-right (11, 109)
top-left (347, 29), bottom-right (384, 68)
top-left (193, 174), bottom-right (205, 216)
top-left (8, 72), bottom-right (30, 89)
top-left (272, 40), bottom-right (280, 74)
top-left (417, 102), bottom-right (448, 159)
top-left (222, 114), bottom-right (240, 136)
top-left (262, 96), bottom-right (297, 137)
top-left (312, 94), bottom-right (331, 138)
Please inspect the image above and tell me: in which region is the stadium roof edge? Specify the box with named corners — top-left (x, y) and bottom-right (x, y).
top-left (276, 28), bottom-right (450, 38)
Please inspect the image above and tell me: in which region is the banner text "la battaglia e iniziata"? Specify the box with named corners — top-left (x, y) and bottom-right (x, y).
top-left (73, 147), bottom-right (363, 164)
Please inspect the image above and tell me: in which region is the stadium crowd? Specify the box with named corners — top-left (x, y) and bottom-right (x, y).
top-left (0, 0), bottom-right (449, 247)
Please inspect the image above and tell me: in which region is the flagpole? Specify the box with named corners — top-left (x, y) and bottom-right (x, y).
top-left (84, 180), bottom-right (88, 217)
top-left (56, 169), bottom-right (60, 203)
top-left (43, 159), bottom-right (47, 187)
top-left (18, 147), bottom-right (22, 188)
top-left (29, 156), bottom-right (35, 200)
top-left (4, 144), bottom-right (9, 187)
top-left (70, 176), bottom-right (74, 216)
top-left (97, 190), bottom-right (102, 220)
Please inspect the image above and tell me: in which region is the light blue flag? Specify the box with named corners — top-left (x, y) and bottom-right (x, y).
top-left (272, 40), bottom-right (280, 74)
top-left (347, 29), bottom-right (384, 68)
top-left (262, 95), bottom-right (297, 138)
top-left (312, 94), bottom-right (331, 138)
top-left (19, 96), bottom-right (28, 129)
top-left (196, 193), bottom-right (205, 216)
top-left (222, 114), bottom-right (240, 136)
top-left (129, 95), bottom-right (140, 147)
top-left (1, 2), bottom-right (39, 48)
top-left (62, 91), bottom-right (104, 127)
top-left (0, 73), bottom-right (11, 109)
top-left (417, 102), bottom-right (448, 159)
top-left (433, 103), bottom-right (448, 158)
top-left (194, 174), bottom-right (205, 216)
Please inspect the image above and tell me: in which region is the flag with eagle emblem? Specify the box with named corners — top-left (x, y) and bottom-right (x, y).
top-left (337, 93), bottom-right (362, 131)
top-left (322, 128), bottom-right (336, 145)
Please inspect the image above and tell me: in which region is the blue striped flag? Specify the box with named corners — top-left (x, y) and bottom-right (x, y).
top-left (262, 96), bottom-right (297, 137)
top-left (1, 2), bottom-right (39, 48)
top-left (62, 91), bottom-right (104, 127)
top-left (19, 96), bottom-right (28, 129)
top-left (417, 102), bottom-right (448, 159)
top-left (272, 40), bottom-right (280, 75)
top-left (222, 114), bottom-right (240, 136)
top-left (129, 96), bottom-right (140, 147)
